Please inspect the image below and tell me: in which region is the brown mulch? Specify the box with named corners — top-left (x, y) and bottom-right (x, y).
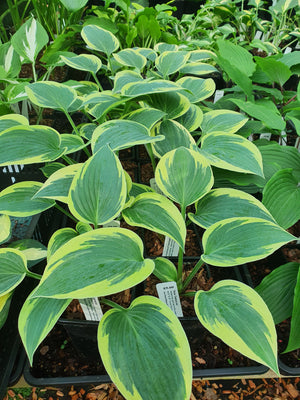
top-left (5, 377), bottom-right (300, 400)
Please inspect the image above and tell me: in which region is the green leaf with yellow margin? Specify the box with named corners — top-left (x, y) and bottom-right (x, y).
top-left (113, 49), bottom-right (147, 70)
top-left (26, 82), bottom-right (78, 113)
top-left (121, 80), bottom-right (181, 97)
top-left (81, 25), bottom-right (119, 56)
top-left (122, 192), bottom-right (186, 249)
top-left (201, 110), bottom-right (248, 135)
top-left (155, 147), bottom-right (214, 208)
top-left (177, 77), bottom-right (216, 103)
top-left (189, 188), bottom-right (275, 229)
top-left (195, 280), bottom-right (279, 374)
top-left (34, 164), bottom-right (82, 203)
top-left (199, 132), bottom-right (264, 176)
top-left (145, 91), bottom-right (190, 120)
top-left (32, 227), bottom-right (154, 299)
top-left (8, 239), bottom-right (47, 268)
top-left (60, 134), bottom-right (86, 155)
top-left (0, 214), bottom-right (11, 244)
top-left (201, 217), bottom-right (296, 267)
top-left (98, 295), bottom-right (192, 400)
top-left (0, 114), bottom-right (29, 131)
top-left (0, 248), bottom-right (28, 296)
top-left (0, 182), bottom-right (55, 217)
top-left (60, 54), bottom-right (102, 74)
top-left (68, 146), bottom-right (126, 227)
top-left (0, 291), bottom-right (13, 329)
top-left (151, 120), bottom-right (196, 158)
top-left (155, 51), bottom-right (190, 77)
top-left (0, 125), bottom-right (64, 166)
top-left (153, 257), bottom-right (177, 282)
top-left (47, 228), bottom-right (79, 260)
top-left (18, 289), bottom-right (71, 363)
top-left (175, 104), bottom-right (203, 132)
top-left (91, 120), bottom-right (164, 154)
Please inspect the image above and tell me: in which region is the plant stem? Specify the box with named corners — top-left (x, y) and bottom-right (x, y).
top-left (181, 259), bottom-right (204, 293)
top-left (177, 206), bottom-right (186, 291)
top-left (64, 111), bottom-right (80, 135)
top-left (26, 270), bottom-right (42, 280)
top-left (92, 72), bottom-right (104, 91)
top-left (54, 203), bottom-right (78, 223)
top-left (32, 62), bottom-right (37, 82)
top-left (101, 298), bottom-right (125, 311)
top-left (145, 143), bottom-right (156, 173)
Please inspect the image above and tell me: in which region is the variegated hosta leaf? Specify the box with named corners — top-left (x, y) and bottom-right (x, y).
top-left (201, 110), bottom-right (248, 135)
top-left (47, 228), bottom-right (79, 260)
top-left (155, 147), bottom-right (213, 208)
top-left (0, 43), bottom-right (21, 78)
top-left (8, 239), bottom-right (47, 268)
top-left (60, 134), bottom-right (86, 155)
top-left (151, 119), bottom-right (196, 158)
top-left (76, 221), bottom-right (92, 235)
top-left (26, 82), bottom-right (78, 112)
top-left (81, 25), bottom-right (119, 56)
top-left (256, 262), bottom-right (299, 324)
top-left (126, 108), bottom-right (166, 129)
top-left (32, 228), bottom-right (154, 299)
top-left (179, 62), bottom-right (218, 76)
top-left (11, 17), bottom-right (48, 63)
top-left (83, 92), bottom-right (124, 120)
top-left (60, 54), bottom-right (102, 74)
top-left (195, 280), bottom-right (279, 374)
top-left (285, 268), bottom-right (300, 353)
top-left (79, 123), bottom-right (97, 141)
top-left (155, 51), bottom-right (190, 77)
top-left (189, 50), bottom-right (216, 62)
top-left (0, 248), bottom-right (28, 296)
top-left (0, 114), bottom-right (29, 131)
top-left (262, 169), bottom-right (300, 229)
top-left (91, 120), bottom-right (164, 154)
top-left (201, 217), bottom-right (296, 267)
top-left (0, 182), bottom-right (55, 217)
top-left (153, 257), bottom-right (177, 282)
top-left (0, 214), bottom-right (11, 244)
top-left (69, 146), bottom-right (126, 226)
top-left (136, 47), bottom-right (156, 62)
top-left (19, 290), bottom-right (71, 363)
top-left (113, 70), bottom-right (143, 94)
top-left (121, 80), bottom-right (181, 97)
top-left (59, 0), bottom-right (88, 11)
top-left (0, 125), bottom-right (64, 166)
top-left (34, 164), bottom-right (82, 203)
top-left (175, 104), bottom-right (203, 132)
top-left (199, 132), bottom-right (264, 176)
top-left (0, 291), bottom-right (13, 329)
top-left (154, 43), bottom-right (178, 53)
top-left (189, 188), bottom-right (275, 229)
top-left (98, 296), bottom-right (192, 400)
top-left (144, 91), bottom-right (190, 120)
top-left (122, 192), bottom-right (186, 249)
top-left (129, 183), bottom-right (155, 198)
top-left (113, 49), bottom-right (147, 70)
top-left (177, 77), bottom-right (216, 103)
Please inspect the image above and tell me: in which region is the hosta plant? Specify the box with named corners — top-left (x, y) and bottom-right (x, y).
top-left (0, 55), bottom-right (297, 400)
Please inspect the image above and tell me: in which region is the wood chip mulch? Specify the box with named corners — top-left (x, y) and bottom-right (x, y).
top-left (5, 378), bottom-right (300, 400)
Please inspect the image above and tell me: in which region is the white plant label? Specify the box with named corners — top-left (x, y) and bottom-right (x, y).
top-left (248, 134), bottom-right (254, 141)
top-left (279, 131), bottom-right (287, 146)
top-left (150, 178), bottom-right (165, 196)
top-left (156, 281), bottom-right (183, 317)
top-left (103, 219), bottom-right (121, 228)
top-left (295, 137), bottom-right (300, 152)
top-left (214, 90), bottom-right (224, 103)
top-left (260, 133), bottom-right (271, 141)
top-left (254, 31), bottom-right (263, 40)
top-left (163, 236), bottom-right (180, 257)
top-left (79, 298), bottom-right (103, 321)
top-left (284, 47), bottom-right (292, 54)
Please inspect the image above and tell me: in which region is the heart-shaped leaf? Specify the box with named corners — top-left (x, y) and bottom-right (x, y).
top-left (69, 146), bottom-right (127, 226)
top-left (155, 147), bottom-right (213, 208)
top-left (0, 248), bottom-right (28, 295)
top-left (81, 25), bottom-right (119, 56)
top-left (32, 228), bottom-right (154, 299)
top-left (195, 280), bottom-right (279, 374)
top-left (98, 295), bottom-right (192, 400)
